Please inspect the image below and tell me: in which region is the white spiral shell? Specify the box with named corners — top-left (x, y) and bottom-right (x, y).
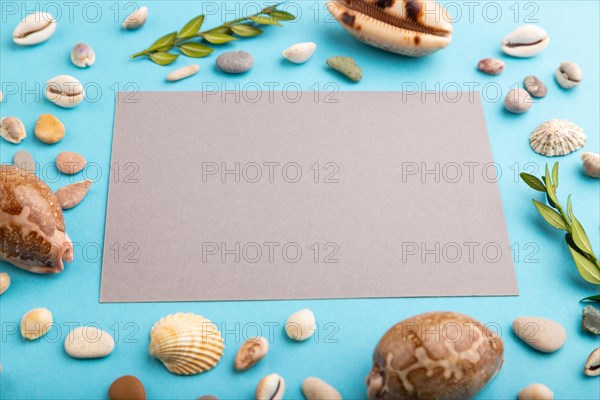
top-left (149, 312), bottom-right (224, 375)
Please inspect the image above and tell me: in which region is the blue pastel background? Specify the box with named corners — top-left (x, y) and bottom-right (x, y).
top-left (1, 1), bottom-right (599, 399)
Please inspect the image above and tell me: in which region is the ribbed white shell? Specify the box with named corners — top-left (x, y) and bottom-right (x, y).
top-left (149, 312), bottom-right (224, 375)
top-left (530, 119), bottom-right (586, 157)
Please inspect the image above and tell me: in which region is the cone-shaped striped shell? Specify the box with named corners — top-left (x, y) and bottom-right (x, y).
top-left (149, 312), bottom-right (224, 375)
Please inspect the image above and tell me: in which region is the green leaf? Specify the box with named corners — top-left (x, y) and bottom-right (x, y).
top-left (147, 32), bottom-right (177, 52)
top-left (533, 199), bottom-right (568, 231)
top-left (178, 42), bottom-right (213, 58)
top-left (210, 27), bottom-right (233, 35)
top-left (203, 32), bottom-right (238, 44)
top-left (580, 295), bottom-right (600, 303)
top-left (149, 52), bottom-right (179, 66)
top-left (566, 195), bottom-right (574, 223)
top-left (566, 235), bottom-right (600, 284)
top-left (571, 215), bottom-right (595, 257)
top-left (543, 167), bottom-right (559, 209)
top-left (250, 15), bottom-right (282, 26)
top-left (269, 10), bottom-right (296, 21)
top-left (231, 24), bottom-right (263, 37)
top-left (552, 162), bottom-right (559, 189)
top-left (520, 173), bottom-right (546, 192)
top-left (178, 15), bottom-right (204, 38)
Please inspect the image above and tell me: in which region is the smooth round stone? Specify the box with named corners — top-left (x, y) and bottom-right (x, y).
top-left (35, 113), bottom-right (65, 144)
top-left (504, 88), bottom-right (532, 114)
top-left (518, 383), bottom-right (554, 400)
top-left (13, 150), bottom-right (35, 173)
top-left (109, 375), bottom-right (146, 400)
top-left (56, 151), bottom-right (86, 174)
top-left (216, 51), bottom-right (254, 74)
top-left (65, 326), bottom-right (114, 359)
top-left (513, 317), bottom-right (566, 352)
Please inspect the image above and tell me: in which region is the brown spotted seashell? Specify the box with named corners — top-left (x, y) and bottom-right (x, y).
top-left (149, 312), bottom-right (224, 375)
top-left (366, 311), bottom-right (504, 400)
top-left (0, 165), bottom-right (73, 273)
top-left (327, 0), bottom-right (452, 57)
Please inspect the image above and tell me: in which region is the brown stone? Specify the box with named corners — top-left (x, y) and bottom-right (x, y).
top-left (34, 114), bottom-right (65, 144)
top-left (56, 151), bottom-right (86, 174)
top-left (55, 179), bottom-right (92, 209)
top-left (108, 375), bottom-right (146, 400)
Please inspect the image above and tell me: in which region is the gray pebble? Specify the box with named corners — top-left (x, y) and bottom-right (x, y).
top-left (524, 75), bottom-right (547, 98)
top-left (582, 305), bottom-right (600, 335)
top-left (216, 51), bottom-right (254, 74)
top-left (504, 88), bottom-right (532, 114)
top-left (13, 150), bottom-right (35, 173)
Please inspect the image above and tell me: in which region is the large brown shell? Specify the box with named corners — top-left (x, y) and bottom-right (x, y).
top-left (327, 0), bottom-right (452, 57)
top-left (366, 311), bottom-right (504, 399)
top-left (0, 165), bottom-right (73, 273)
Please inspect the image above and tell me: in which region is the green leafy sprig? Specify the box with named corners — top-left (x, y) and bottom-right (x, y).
top-left (521, 163), bottom-right (600, 286)
top-left (130, 4), bottom-right (295, 65)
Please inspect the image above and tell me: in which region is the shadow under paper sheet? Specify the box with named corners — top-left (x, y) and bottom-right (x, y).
top-left (100, 91), bottom-right (518, 302)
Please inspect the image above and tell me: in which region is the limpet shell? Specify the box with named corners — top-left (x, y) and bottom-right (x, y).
top-left (1, 117), bottom-right (26, 144)
top-left (283, 42), bottom-right (317, 64)
top-left (327, 0), bottom-right (453, 57)
top-left (55, 179), bottom-right (92, 210)
top-left (12, 12), bottom-right (56, 45)
top-left (21, 307), bottom-right (53, 340)
top-left (529, 119), bottom-right (586, 157)
top-left (584, 347), bottom-right (600, 377)
top-left (256, 373), bottom-right (285, 400)
top-left (123, 6), bottom-right (148, 29)
top-left (45, 75), bottom-right (85, 108)
top-left (285, 308), bottom-right (316, 341)
top-left (502, 24), bottom-right (549, 58)
top-left (366, 311), bottom-right (504, 400)
top-left (234, 336), bottom-right (269, 371)
top-left (71, 43), bottom-right (96, 68)
top-left (581, 152), bottom-right (600, 179)
top-left (0, 273), bottom-right (10, 295)
top-left (149, 312), bottom-right (225, 375)
top-left (518, 383), bottom-right (554, 400)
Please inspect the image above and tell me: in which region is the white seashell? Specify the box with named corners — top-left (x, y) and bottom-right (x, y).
top-left (71, 43), bottom-right (96, 68)
top-left (149, 312), bottom-right (224, 375)
top-left (327, 0), bottom-right (453, 57)
top-left (513, 317), bottom-right (566, 353)
top-left (21, 308), bottom-right (53, 340)
top-left (584, 347), bottom-right (600, 377)
top-left (285, 308), bottom-right (316, 341)
top-left (123, 6), bottom-right (148, 29)
top-left (555, 62), bottom-right (582, 89)
top-left (283, 42), bottom-right (317, 64)
top-left (12, 12), bottom-right (56, 45)
top-left (45, 75), bottom-right (85, 108)
top-left (302, 377), bottom-right (342, 400)
top-left (234, 336), bottom-right (269, 371)
top-left (502, 24), bottom-right (549, 58)
top-left (581, 152), bottom-right (600, 178)
top-left (1, 117), bottom-right (26, 144)
top-left (518, 383), bottom-right (554, 400)
top-left (529, 120), bottom-right (586, 157)
top-left (0, 273), bottom-right (10, 295)
top-left (256, 373), bottom-right (285, 400)
top-left (167, 64), bottom-right (200, 82)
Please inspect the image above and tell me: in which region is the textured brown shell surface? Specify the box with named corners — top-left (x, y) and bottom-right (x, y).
top-left (149, 313), bottom-right (225, 376)
top-left (371, 312), bottom-right (504, 400)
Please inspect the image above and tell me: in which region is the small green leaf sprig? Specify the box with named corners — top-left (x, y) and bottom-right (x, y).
top-left (130, 4), bottom-right (295, 65)
top-left (521, 162), bottom-right (600, 287)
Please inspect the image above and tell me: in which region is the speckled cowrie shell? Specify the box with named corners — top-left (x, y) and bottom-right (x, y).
top-left (12, 12), bottom-right (56, 45)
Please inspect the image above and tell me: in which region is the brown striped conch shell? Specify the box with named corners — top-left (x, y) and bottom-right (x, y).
top-left (149, 312), bottom-right (225, 375)
top-left (327, 0), bottom-right (452, 57)
top-left (366, 311), bottom-right (504, 399)
top-left (0, 165), bottom-right (73, 273)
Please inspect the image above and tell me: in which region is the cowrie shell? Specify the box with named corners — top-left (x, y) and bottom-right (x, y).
top-left (502, 24), bottom-right (549, 58)
top-left (12, 12), bottom-right (56, 45)
top-left (45, 75), bottom-right (85, 108)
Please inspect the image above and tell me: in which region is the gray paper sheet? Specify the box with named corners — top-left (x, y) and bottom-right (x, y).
top-left (101, 91), bottom-right (518, 302)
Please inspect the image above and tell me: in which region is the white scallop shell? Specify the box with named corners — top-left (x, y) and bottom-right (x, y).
top-left (529, 119), bottom-right (586, 157)
top-left (13, 12), bottom-right (56, 45)
top-left (149, 312), bottom-right (224, 375)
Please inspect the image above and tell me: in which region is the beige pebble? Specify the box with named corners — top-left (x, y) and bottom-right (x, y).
top-left (518, 383), bottom-right (553, 400)
top-left (21, 308), bottom-right (53, 340)
top-left (256, 373), bottom-right (285, 400)
top-left (477, 58), bottom-right (505, 75)
top-left (302, 377), bottom-right (342, 400)
top-left (56, 179), bottom-right (92, 209)
top-left (580, 152), bottom-right (600, 179)
top-left (234, 336), bottom-right (269, 371)
top-left (56, 151), bottom-right (87, 174)
top-left (123, 6), bottom-right (148, 29)
top-left (505, 88), bottom-right (532, 114)
top-left (1, 116), bottom-right (26, 144)
top-left (13, 150), bottom-right (36, 173)
top-left (35, 114), bottom-right (65, 144)
top-left (65, 326), bottom-right (115, 359)
top-left (0, 273), bottom-right (10, 295)
top-left (285, 308), bottom-right (316, 341)
top-left (513, 317), bottom-right (566, 352)
top-left (167, 64), bottom-right (200, 82)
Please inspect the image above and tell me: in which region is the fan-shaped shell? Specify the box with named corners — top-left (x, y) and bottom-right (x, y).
top-left (529, 119), bottom-right (586, 157)
top-left (149, 312), bottom-right (224, 375)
